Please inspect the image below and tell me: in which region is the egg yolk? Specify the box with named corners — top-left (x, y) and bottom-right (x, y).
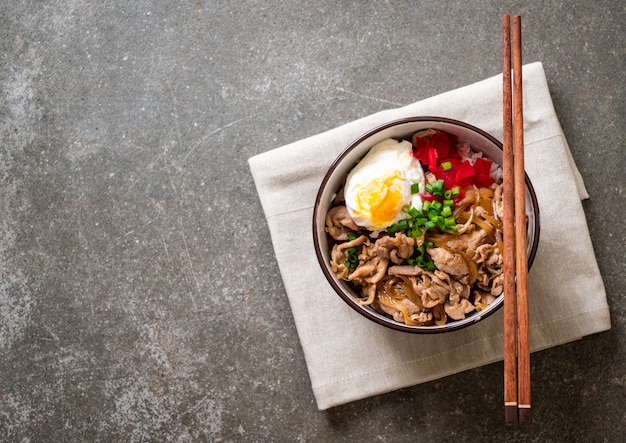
top-left (353, 172), bottom-right (404, 229)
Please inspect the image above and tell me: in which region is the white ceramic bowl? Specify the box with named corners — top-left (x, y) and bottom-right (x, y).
top-left (313, 117), bottom-right (540, 333)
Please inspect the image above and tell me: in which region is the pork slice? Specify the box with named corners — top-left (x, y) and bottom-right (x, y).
top-left (428, 247), bottom-right (470, 277)
top-left (420, 273), bottom-right (449, 308)
top-left (348, 256), bottom-right (389, 285)
top-left (378, 297), bottom-right (429, 324)
top-left (444, 298), bottom-right (476, 320)
top-left (325, 205), bottom-right (361, 240)
top-left (329, 235), bottom-right (368, 279)
top-left (388, 265), bottom-right (423, 276)
top-left (370, 232), bottom-right (415, 264)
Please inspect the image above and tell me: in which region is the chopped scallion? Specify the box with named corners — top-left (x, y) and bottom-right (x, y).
top-left (410, 228), bottom-right (423, 238)
top-left (428, 211), bottom-right (439, 222)
top-left (430, 200), bottom-right (443, 211)
top-left (345, 246), bottom-right (359, 270)
top-left (431, 179), bottom-right (445, 197)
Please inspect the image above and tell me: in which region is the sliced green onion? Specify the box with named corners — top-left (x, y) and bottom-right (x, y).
top-left (430, 200), bottom-right (443, 211)
top-left (408, 207), bottom-right (420, 219)
top-left (416, 216), bottom-right (428, 226)
top-left (443, 199), bottom-right (454, 207)
top-left (410, 228), bottom-right (423, 238)
top-left (347, 232), bottom-right (358, 241)
top-left (441, 161), bottom-right (452, 171)
top-left (431, 179), bottom-right (445, 197)
top-left (411, 182), bottom-right (420, 194)
top-left (441, 206), bottom-right (452, 217)
top-left (345, 245), bottom-right (359, 270)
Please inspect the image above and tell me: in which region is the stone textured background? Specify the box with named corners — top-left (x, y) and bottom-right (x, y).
top-left (1, 1), bottom-right (624, 441)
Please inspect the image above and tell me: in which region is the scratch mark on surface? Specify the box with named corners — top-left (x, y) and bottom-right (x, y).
top-left (34, 336), bottom-right (54, 341)
top-left (160, 233), bottom-right (170, 259)
top-left (178, 216), bottom-right (198, 310)
top-left (180, 394), bottom-right (209, 417)
top-left (171, 95), bottom-right (184, 147)
top-left (124, 218), bottom-right (156, 236)
top-left (181, 114), bottom-right (258, 165)
top-left (336, 87), bottom-right (405, 107)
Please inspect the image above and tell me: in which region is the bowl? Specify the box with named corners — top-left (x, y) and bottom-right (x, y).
top-left (312, 116), bottom-right (540, 333)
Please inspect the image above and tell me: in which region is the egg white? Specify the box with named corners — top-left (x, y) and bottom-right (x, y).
top-left (344, 138), bottom-right (425, 234)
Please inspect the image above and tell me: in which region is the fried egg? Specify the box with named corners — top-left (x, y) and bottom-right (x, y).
top-left (344, 138), bottom-right (425, 233)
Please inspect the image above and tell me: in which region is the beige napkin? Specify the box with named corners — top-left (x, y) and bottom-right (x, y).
top-left (248, 62), bottom-right (610, 410)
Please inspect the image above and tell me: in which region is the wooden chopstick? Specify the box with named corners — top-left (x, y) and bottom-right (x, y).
top-left (512, 15), bottom-right (531, 423)
top-left (502, 14), bottom-right (531, 424)
top-left (501, 13), bottom-right (518, 424)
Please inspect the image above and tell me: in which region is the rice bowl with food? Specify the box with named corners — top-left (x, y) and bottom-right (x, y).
top-left (313, 117), bottom-right (539, 333)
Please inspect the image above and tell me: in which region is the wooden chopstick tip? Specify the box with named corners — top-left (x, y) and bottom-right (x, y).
top-left (505, 404), bottom-right (518, 424)
top-left (518, 406), bottom-right (532, 423)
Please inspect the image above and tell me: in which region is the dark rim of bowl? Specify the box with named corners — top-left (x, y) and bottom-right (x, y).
top-left (312, 116), bottom-right (540, 334)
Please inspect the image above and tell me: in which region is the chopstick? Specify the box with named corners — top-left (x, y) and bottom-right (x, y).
top-left (502, 13), bottom-right (517, 424)
top-left (513, 15), bottom-right (531, 424)
top-left (502, 14), bottom-right (531, 424)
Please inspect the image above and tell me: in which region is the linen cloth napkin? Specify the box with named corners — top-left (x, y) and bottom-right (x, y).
top-left (248, 62), bottom-right (610, 410)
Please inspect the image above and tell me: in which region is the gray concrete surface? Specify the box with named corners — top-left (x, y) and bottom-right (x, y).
top-left (1, 1), bottom-right (624, 441)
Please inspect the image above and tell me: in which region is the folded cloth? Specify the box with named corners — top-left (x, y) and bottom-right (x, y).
top-left (248, 62), bottom-right (610, 410)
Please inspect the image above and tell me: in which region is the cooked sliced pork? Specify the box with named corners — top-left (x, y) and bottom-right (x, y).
top-left (428, 247), bottom-right (470, 277)
top-left (325, 205), bottom-right (360, 241)
top-left (444, 298), bottom-right (475, 320)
